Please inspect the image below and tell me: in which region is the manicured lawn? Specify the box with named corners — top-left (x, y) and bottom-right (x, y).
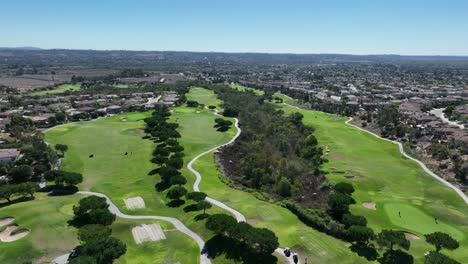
top-left (277, 103), bottom-right (468, 263)
top-left (230, 83), bottom-right (264, 95)
top-left (187, 87), bottom-right (224, 109)
top-left (0, 192), bottom-right (197, 264)
top-left (29, 83), bottom-right (81, 96)
top-left (0, 193), bottom-right (81, 264)
top-left (113, 219), bottom-right (198, 264)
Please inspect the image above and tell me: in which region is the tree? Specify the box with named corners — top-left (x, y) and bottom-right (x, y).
top-left (0, 184), bottom-right (17, 203)
top-left (79, 236), bottom-right (126, 264)
top-left (186, 191), bottom-right (207, 202)
top-left (379, 249), bottom-right (413, 264)
top-left (276, 177), bottom-right (292, 197)
top-left (72, 196), bottom-right (116, 226)
top-left (206, 214), bottom-right (237, 234)
top-left (166, 186), bottom-right (187, 200)
top-left (289, 112), bottom-right (304, 127)
top-left (327, 192), bottom-right (355, 219)
top-left (9, 165), bottom-right (33, 183)
top-left (169, 175), bottom-right (187, 186)
top-left (68, 256), bottom-right (97, 264)
top-left (214, 118), bottom-right (233, 132)
top-left (424, 251), bottom-right (460, 264)
top-left (186, 100), bottom-right (199, 107)
top-left (197, 200), bottom-right (212, 214)
top-left (62, 172), bottom-right (83, 186)
top-left (17, 182), bottom-right (37, 198)
top-left (333, 182), bottom-right (355, 195)
top-left (78, 224), bottom-right (112, 242)
top-left (55, 144), bottom-right (69, 157)
top-left (347, 225), bottom-right (374, 246)
top-left (377, 230), bottom-right (410, 251)
top-left (343, 213), bottom-right (367, 228)
top-left (55, 112), bottom-right (67, 123)
top-left (425, 232), bottom-right (459, 252)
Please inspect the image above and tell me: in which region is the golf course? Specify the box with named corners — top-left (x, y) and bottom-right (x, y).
top-left (277, 98), bottom-right (468, 263)
top-left (29, 83), bottom-right (82, 96)
top-left (2, 86), bottom-right (464, 263)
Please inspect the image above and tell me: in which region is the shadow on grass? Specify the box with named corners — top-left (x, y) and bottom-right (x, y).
top-left (349, 244), bottom-right (378, 261)
top-left (183, 204), bottom-right (200, 212)
top-left (205, 235), bottom-right (278, 264)
top-left (39, 185), bottom-right (78, 196)
top-left (194, 213), bottom-right (210, 221)
top-left (166, 199), bottom-right (185, 207)
top-left (0, 196), bottom-right (34, 209)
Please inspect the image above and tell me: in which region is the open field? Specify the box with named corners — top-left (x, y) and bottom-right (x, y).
top-left (277, 103), bottom-right (468, 263)
top-left (188, 87), bottom-right (224, 109)
top-left (29, 83), bottom-right (81, 96)
top-left (230, 83), bottom-right (264, 95)
top-left (0, 193), bottom-right (81, 264)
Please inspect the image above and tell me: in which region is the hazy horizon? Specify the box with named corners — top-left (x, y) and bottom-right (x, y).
top-left (2, 0), bottom-right (468, 56)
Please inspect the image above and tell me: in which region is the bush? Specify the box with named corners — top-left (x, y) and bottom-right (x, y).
top-left (283, 201), bottom-right (346, 239)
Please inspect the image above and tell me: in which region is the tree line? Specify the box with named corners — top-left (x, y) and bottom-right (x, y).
top-left (208, 85), bottom-right (327, 204)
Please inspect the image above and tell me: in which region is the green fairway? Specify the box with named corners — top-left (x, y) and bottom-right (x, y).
top-left (277, 103), bottom-right (468, 263)
top-left (187, 87), bottom-right (224, 109)
top-left (230, 83), bottom-right (264, 95)
top-left (113, 219), bottom-right (199, 264)
top-left (0, 193), bottom-right (81, 264)
top-left (29, 83), bottom-right (81, 96)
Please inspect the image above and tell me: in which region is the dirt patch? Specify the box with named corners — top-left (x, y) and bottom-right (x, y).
top-left (124, 197), bottom-right (146, 210)
top-left (362, 202), bottom-right (377, 210)
top-left (404, 232), bottom-right (420, 240)
top-left (132, 224), bottom-right (166, 244)
top-left (0, 224), bottom-right (30, 242)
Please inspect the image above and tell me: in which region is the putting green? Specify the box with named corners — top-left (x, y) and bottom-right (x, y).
top-left (0, 193), bottom-right (81, 264)
top-left (383, 203), bottom-right (465, 241)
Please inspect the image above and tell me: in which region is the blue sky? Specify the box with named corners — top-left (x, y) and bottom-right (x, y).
top-left (1, 0), bottom-right (467, 55)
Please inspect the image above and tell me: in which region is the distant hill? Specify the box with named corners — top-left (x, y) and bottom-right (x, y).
top-left (0, 47), bottom-right (42, 50)
top-left (0, 48), bottom-right (467, 67)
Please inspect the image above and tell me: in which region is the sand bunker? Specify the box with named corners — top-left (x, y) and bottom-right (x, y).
top-left (404, 232), bottom-right (420, 240)
top-left (0, 223), bottom-right (29, 242)
top-left (362, 202), bottom-right (377, 210)
top-left (132, 223), bottom-right (166, 244)
top-left (0, 217), bottom-right (14, 227)
top-left (124, 196), bottom-right (145, 210)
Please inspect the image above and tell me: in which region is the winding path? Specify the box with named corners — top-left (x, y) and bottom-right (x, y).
top-left (187, 109), bottom-right (297, 264)
top-left (53, 191), bottom-right (211, 264)
top-left (283, 101), bottom-right (467, 204)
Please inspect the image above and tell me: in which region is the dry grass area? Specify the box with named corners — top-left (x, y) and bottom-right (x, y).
top-left (123, 196), bottom-right (146, 210)
top-left (131, 223), bottom-right (166, 244)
